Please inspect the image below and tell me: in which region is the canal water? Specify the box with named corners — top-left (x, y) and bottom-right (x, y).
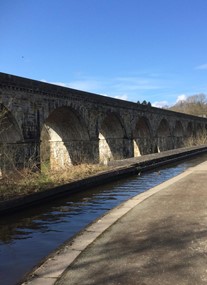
top-left (1, 154), bottom-right (207, 285)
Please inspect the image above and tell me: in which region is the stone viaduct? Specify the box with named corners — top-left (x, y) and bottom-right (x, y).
top-left (0, 72), bottom-right (207, 171)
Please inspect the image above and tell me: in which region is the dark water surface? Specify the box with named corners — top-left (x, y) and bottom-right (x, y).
top-left (1, 154), bottom-right (207, 285)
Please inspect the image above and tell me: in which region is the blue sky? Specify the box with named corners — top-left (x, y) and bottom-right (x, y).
top-left (1, 0), bottom-right (207, 107)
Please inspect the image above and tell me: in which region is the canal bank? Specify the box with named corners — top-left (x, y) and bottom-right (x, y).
top-left (23, 159), bottom-right (207, 285)
top-left (1, 145), bottom-right (207, 215)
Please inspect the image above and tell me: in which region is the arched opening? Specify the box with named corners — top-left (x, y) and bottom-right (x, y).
top-left (99, 113), bottom-right (126, 164)
top-left (184, 122), bottom-right (194, 146)
top-left (196, 123), bottom-right (203, 136)
top-left (174, 121), bottom-right (184, 148)
top-left (133, 117), bottom-right (152, 156)
top-left (187, 122), bottom-right (193, 137)
top-left (156, 119), bottom-right (172, 151)
top-left (195, 123), bottom-right (206, 145)
top-left (0, 105), bottom-right (22, 172)
top-left (40, 107), bottom-right (90, 171)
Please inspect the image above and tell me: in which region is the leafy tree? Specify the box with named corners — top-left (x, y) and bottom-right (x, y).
top-left (142, 100), bottom-right (147, 105)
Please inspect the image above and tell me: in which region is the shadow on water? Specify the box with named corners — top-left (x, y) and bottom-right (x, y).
top-left (0, 153), bottom-right (207, 285)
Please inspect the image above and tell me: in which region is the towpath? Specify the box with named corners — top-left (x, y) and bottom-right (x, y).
top-left (23, 160), bottom-right (207, 285)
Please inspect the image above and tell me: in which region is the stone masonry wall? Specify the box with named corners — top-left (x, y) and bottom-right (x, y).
top-left (0, 72), bottom-right (207, 170)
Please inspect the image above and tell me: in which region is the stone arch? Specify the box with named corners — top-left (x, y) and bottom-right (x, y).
top-left (0, 104), bottom-right (22, 171)
top-left (0, 105), bottom-right (22, 142)
top-left (196, 123), bottom-right (203, 134)
top-left (187, 122), bottom-right (194, 137)
top-left (133, 116), bottom-right (152, 156)
top-left (173, 120), bottom-right (184, 148)
top-left (195, 123), bottom-right (206, 144)
top-left (156, 118), bottom-right (172, 151)
top-left (99, 113), bottom-right (126, 164)
top-left (40, 106), bottom-right (91, 170)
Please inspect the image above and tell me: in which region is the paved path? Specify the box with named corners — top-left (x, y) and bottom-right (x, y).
top-left (23, 161), bottom-right (207, 285)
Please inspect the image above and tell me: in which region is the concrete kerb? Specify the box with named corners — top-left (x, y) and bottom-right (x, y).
top-left (21, 160), bottom-right (206, 285)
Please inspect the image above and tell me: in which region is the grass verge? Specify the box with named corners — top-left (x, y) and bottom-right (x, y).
top-left (0, 164), bottom-right (110, 201)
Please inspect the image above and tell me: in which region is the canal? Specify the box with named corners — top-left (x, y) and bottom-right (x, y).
top-left (1, 153), bottom-right (207, 285)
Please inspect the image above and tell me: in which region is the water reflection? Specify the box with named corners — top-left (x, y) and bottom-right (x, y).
top-left (0, 154), bottom-right (207, 285)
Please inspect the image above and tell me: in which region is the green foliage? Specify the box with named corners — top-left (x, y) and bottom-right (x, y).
top-left (137, 100), bottom-right (151, 106)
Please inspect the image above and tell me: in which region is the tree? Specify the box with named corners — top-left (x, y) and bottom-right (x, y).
top-left (142, 100), bottom-right (147, 105)
top-left (169, 94), bottom-right (207, 116)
